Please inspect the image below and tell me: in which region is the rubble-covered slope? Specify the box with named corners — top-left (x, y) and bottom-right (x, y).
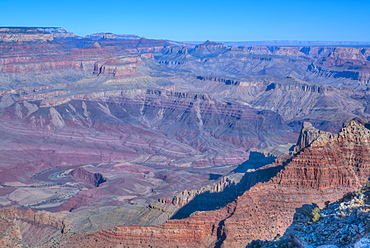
top-left (248, 183), bottom-right (370, 248)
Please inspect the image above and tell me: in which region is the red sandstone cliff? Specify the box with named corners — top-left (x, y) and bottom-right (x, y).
top-left (221, 119), bottom-right (370, 246)
top-left (39, 118), bottom-right (370, 247)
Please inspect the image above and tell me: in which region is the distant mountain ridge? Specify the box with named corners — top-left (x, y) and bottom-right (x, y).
top-left (2, 27), bottom-right (370, 46)
top-left (0, 26), bottom-right (74, 41)
top-left (186, 40), bottom-right (370, 47)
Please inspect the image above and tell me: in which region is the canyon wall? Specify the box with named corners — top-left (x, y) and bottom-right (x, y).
top-left (33, 119), bottom-right (370, 247)
top-left (0, 27), bottom-right (74, 42)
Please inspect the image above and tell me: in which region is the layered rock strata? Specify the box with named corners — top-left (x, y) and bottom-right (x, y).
top-left (249, 184), bottom-right (370, 247)
top-left (68, 167), bottom-right (106, 187)
top-left (220, 119), bottom-right (370, 246)
top-left (0, 217), bottom-right (26, 248)
top-left (0, 27), bottom-right (74, 42)
top-left (37, 119), bottom-right (370, 247)
top-left (160, 43), bottom-right (370, 88)
top-left (2, 28), bottom-right (370, 247)
top-left (0, 206), bottom-right (66, 247)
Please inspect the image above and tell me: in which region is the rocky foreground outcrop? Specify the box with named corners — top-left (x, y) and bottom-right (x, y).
top-left (33, 118), bottom-right (370, 247)
top-left (0, 206), bottom-right (67, 247)
top-left (249, 183), bottom-right (370, 247)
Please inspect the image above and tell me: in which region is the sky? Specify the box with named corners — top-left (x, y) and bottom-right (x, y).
top-left (1, 0), bottom-right (369, 42)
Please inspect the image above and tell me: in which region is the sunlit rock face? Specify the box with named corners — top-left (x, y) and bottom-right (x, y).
top-left (44, 119), bottom-right (370, 248)
top-left (247, 184), bottom-right (370, 247)
top-left (0, 27), bottom-right (74, 42)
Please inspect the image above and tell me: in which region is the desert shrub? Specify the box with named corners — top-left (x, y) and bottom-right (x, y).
top-left (274, 233), bottom-right (281, 241)
top-left (310, 207), bottom-right (321, 222)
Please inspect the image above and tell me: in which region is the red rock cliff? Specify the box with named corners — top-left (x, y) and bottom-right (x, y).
top-left (46, 118), bottom-right (370, 247)
top-left (221, 119), bottom-right (370, 246)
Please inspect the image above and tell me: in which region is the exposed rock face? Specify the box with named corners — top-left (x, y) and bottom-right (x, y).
top-left (93, 55), bottom-right (145, 77)
top-left (0, 27), bottom-right (74, 42)
top-left (2, 27), bottom-right (370, 247)
top-left (171, 176), bottom-right (238, 208)
top-left (0, 217), bottom-right (26, 248)
top-left (35, 119), bottom-right (370, 247)
top-left (42, 204), bottom-right (235, 248)
top-left (225, 40), bottom-right (370, 46)
top-left (220, 119), bottom-right (370, 246)
top-left (169, 144), bottom-right (294, 220)
top-left (195, 40), bottom-right (226, 50)
top-left (68, 167), bottom-right (106, 187)
top-left (293, 121), bottom-right (332, 153)
top-left (0, 207), bottom-right (66, 247)
top-left (0, 207), bottom-right (65, 231)
top-left (196, 75), bottom-right (240, 85)
top-left (87, 33), bottom-right (142, 40)
top-left (249, 184), bottom-right (370, 247)
top-left (160, 44), bottom-right (370, 89)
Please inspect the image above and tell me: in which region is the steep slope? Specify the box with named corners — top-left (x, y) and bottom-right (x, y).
top-left (157, 43), bottom-right (370, 89)
top-left (0, 206), bottom-right (67, 247)
top-left (249, 183), bottom-right (370, 247)
top-left (33, 118), bottom-right (370, 247)
top-left (184, 74), bottom-right (369, 132)
top-left (220, 119), bottom-right (370, 246)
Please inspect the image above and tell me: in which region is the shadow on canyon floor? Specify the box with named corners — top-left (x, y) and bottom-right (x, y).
top-left (171, 154), bottom-right (288, 220)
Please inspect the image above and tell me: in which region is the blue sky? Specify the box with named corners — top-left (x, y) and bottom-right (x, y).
top-left (1, 0), bottom-right (369, 41)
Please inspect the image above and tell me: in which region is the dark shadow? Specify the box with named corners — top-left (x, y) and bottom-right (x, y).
top-left (94, 173), bottom-right (106, 187)
top-left (214, 219), bottom-right (227, 248)
top-left (232, 151), bottom-right (277, 173)
top-left (170, 153), bottom-right (291, 220)
top-left (209, 173), bottom-right (222, 180)
top-left (245, 203), bottom-right (318, 248)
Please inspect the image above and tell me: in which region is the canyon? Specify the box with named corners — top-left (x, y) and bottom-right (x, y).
top-left (34, 118), bottom-right (370, 247)
top-left (1, 27), bottom-right (370, 246)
